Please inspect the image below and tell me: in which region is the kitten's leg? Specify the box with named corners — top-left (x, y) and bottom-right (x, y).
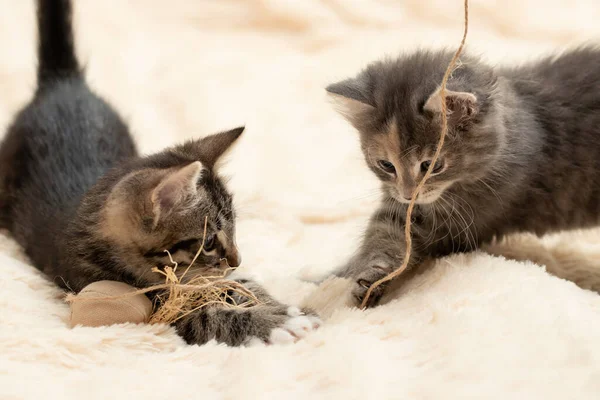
top-left (335, 206), bottom-right (421, 308)
top-left (173, 279), bottom-right (321, 346)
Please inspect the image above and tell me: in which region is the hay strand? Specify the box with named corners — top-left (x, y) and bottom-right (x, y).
top-left (360, 0), bottom-right (470, 309)
top-left (66, 216), bottom-right (261, 325)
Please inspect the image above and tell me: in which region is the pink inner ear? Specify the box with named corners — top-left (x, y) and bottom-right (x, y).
top-left (425, 89), bottom-right (477, 118)
top-left (151, 161), bottom-right (203, 219)
top-left (155, 180), bottom-right (181, 212)
top-left (445, 91), bottom-right (478, 117)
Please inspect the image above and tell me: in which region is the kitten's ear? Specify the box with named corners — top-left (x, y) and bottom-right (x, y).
top-left (326, 75), bottom-right (375, 129)
top-left (424, 88), bottom-right (478, 128)
top-left (198, 126), bottom-right (244, 169)
top-left (151, 161), bottom-right (204, 221)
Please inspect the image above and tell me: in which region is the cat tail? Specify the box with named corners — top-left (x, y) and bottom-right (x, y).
top-left (36, 0), bottom-right (81, 89)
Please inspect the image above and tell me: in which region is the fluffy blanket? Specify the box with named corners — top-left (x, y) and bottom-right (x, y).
top-left (1, 1), bottom-right (600, 398)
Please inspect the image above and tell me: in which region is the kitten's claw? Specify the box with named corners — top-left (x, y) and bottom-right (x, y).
top-left (352, 264), bottom-right (392, 308)
top-left (358, 279), bottom-right (370, 289)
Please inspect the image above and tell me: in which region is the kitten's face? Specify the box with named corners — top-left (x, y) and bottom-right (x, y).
top-left (327, 50), bottom-right (500, 205)
top-left (99, 128), bottom-right (244, 283)
top-left (363, 117), bottom-right (458, 204)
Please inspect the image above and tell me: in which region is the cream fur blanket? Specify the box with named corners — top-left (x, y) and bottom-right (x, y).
top-left (1, 1), bottom-right (600, 399)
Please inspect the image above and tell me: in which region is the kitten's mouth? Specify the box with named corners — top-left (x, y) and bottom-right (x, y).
top-left (394, 190), bottom-right (441, 205)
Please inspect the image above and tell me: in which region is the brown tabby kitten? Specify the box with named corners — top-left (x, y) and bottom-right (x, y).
top-left (0, 0), bottom-right (320, 346)
top-left (327, 48), bottom-right (600, 307)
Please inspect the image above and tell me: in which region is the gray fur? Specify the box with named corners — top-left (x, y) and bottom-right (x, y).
top-left (327, 47), bottom-right (600, 306)
top-left (0, 0), bottom-right (318, 346)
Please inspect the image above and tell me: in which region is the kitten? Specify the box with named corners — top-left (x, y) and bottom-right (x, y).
top-left (326, 47), bottom-right (600, 307)
top-left (0, 0), bottom-right (320, 346)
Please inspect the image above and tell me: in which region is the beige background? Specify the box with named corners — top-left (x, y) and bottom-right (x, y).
top-left (1, 1), bottom-right (600, 398)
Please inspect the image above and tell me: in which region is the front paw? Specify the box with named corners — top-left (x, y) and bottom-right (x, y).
top-left (175, 304), bottom-right (321, 347)
top-left (352, 264), bottom-right (393, 308)
top-left (267, 307), bottom-right (322, 345)
top-left (247, 306), bottom-right (322, 346)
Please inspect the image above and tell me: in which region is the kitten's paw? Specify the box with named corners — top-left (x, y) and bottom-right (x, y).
top-left (352, 264), bottom-right (392, 308)
top-left (179, 303), bottom-right (321, 347)
top-left (268, 307), bottom-right (322, 345)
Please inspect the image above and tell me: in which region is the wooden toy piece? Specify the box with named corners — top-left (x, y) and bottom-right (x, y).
top-left (69, 280), bottom-right (153, 328)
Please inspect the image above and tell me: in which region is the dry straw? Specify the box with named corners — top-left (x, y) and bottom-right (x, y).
top-left (66, 217), bottom-right (261, 324)
top-left (360, 0), bottom-right (470, 308)
top-left (68, 0), bottom-right (471, 316)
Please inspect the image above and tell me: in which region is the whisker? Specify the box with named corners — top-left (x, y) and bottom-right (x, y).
top-left (444, 192), bottom-right (477, 251)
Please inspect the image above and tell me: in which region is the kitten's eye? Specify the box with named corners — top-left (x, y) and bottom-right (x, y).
top-left (167, 238), bottom-right (198, 254)
top-left (421, 159), bottom-right (445, 174)
top-left (377, 160), bottom-right (396, 174)
top-left (202, 234), bottom-right (216, 252)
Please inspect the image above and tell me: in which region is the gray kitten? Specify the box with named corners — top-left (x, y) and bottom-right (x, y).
top-left (326, 47), bottom-right (600, 307)
top-left (0, 0), bottom-right (319, 346)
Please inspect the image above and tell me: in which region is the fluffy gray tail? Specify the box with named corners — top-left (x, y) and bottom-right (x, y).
top-left (36, 0), bottom-right (80, 86)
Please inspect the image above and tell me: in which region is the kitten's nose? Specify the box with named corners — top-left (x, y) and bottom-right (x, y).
top-left (226, 247), bottom-right (241, 268)
top-left (402, 184), bottom-right (417, 201)
top-left (402, 180), bottom-right (416, 202)
top-left (217, 231), bottom-right (242, 268)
